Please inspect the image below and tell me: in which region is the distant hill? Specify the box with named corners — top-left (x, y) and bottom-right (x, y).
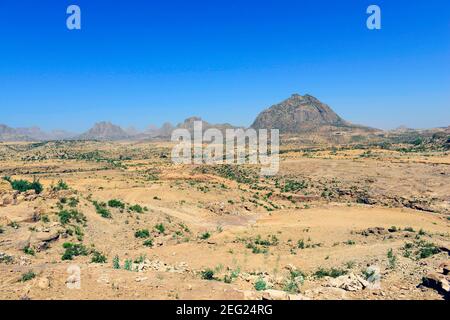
top-left (78, 122), bottom-right (130, 141)
top-left (251, 94), bottom-right (378, 134)
top-left (175, 116), bottom-right (239, 134)
top-left (0, 124), bottom-right (75, 141)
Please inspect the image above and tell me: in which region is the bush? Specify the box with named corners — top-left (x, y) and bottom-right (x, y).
top-left (108, 199), bottom-right (125, 209)
top-left (4, 177), bottom-right (43, 194)
top-left (53, 180), bottom-right (69, 191)
top-left (314, 267), bottom-right (347, 278)
top-left (124, 259), bottom-right (133, 271)
top-left (112, 255), bottom-right (120, 269)
top-left (135, 229), bottom-right (150, 238)
top-left (129, 204), bottom-right (144, 213)
top-left (91, 250), bottom-right (107, 263)
top-left (201, 269), bottom-right (215, 280)
top-left (254, 278), bottom-right (267, 291)
top-left (61, 242), bottom-right (88, 260)
top-left (58, 209), bottom-right (86, 225)
top-left (387, 249), bottom-right (397, 269)
top-left (23, 245), bottom-right (35, 256)
top-left (21, 271), bottom-right (36, 282)
top-left (92, 201), bottom-right (111, 218)
top-left (200, 232), bottom-right (211, 240)
top-left (143, 239), bottom-right (153, 247)
top-left (154, 223), bottom-right (165, 234)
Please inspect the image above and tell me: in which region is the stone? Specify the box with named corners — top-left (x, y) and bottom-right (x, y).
top-left (262, 289), bottom-right (290, 300)
top-left (439, 261), bottom-right (450, 275)
top-left (422, 272), bottom-right (450, 294)
top-left (37, 277), bottom-right (50, 289)
top-left (327, 273), bottom-right (369, 291)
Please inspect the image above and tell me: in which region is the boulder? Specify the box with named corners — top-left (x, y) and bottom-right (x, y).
top-left (326, 273), bottom-right (369, 291)
top-left (422, 272), bottom-right (450, 294)
top-left (439, 261), bottom-right (450, 275)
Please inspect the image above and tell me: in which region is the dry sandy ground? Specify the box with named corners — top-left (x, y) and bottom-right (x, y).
top-left (0, 141), bottom-right (448, 300)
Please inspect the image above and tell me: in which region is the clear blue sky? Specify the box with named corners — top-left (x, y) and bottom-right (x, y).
top-left (0, 0), bottom-right (449, 132)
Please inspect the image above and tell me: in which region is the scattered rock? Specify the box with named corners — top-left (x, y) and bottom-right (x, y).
top-left (326, 273), bottom-right (369, 291)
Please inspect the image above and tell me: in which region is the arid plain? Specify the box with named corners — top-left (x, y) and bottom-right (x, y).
top-left (0, 138), bottom-right (449, 300)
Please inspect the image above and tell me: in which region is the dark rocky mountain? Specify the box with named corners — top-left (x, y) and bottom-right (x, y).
top-left (251, 94), bottom-right (377, 134)
top-left (78, 121), bottom-right (130, 141)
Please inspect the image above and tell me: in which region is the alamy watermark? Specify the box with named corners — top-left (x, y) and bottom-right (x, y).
top-left (171, 121), bottom-right (279, 176)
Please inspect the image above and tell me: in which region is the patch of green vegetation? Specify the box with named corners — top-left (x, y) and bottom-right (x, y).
top-left (143, 239), bottom-right (153, 247)
top-left (254, 278), bottom-right (267, 291)
top-left (8, 221), bottom-right (19, 229)
top-left (23, 244), bottom-right (35, 256)
top-left (314, 267), bottom-right (347, 279)
top-left (61, 242), bottom-right (88, 260)
top-left (91, 250), bottom-right (107, 263)
top-left (3, 176), bottom-right (43, 194)
top-left (280, 180), bottom-right (308, 193)
top-left (92, 201), bottom-right (112, 219)
top-left (124, 259), bottom-right (133, 271)
top-left (58, 209), bottom-right (87, 225)
top-left (112, 255), bottom-right (120, 269)
top-left (52, 179), bottom-right (69, 191)
top-left (134, 229), bottom-right (150, 238)
top-left (68, 197), bottom-right (79, 208)
top-left (154, 223), bottom-right (165, 234)
top-left (401, 240), bottom-right (441, 260)
top-left (200, 232), bottom-right (211, 240)
top-left (107, 199), bottom-right (125, 209)
top-left (129, 204), bottom-right (144, 213)
top-left (201, 269), bottom-right (215, 280)
top-left (21, 271), bottom-right (36, 282)
top-left (387, 248), bottom-right (397, 269)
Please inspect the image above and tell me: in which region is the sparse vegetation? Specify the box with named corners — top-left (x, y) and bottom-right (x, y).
top-left (21, 271), bottom-right (36, 282)
top-left (3, 176), bottom-right (43, 194)
top-left (134, 229), bottom-right (150, 238)
top-left (61, 242), bottom-right (88, 260)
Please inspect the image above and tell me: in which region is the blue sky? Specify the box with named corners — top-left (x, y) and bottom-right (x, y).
top-left (0, 0), bottom-right (449, 132)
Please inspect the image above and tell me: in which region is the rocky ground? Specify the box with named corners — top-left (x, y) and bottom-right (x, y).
top-left (0, 140), bottom-right (449, 300)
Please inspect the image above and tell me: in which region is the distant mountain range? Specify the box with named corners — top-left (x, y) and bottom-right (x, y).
top-left (1, 94), bottom-right (448, 142)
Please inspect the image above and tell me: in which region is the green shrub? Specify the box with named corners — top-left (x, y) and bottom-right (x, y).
top-left (112, 255), bottom-right (120, 269)
top-left (129, 204), bottom-right (144, 213)
top-left (155, 223), bottom-right (165, 234)
top-left (124, 259), bottom-right (133, 271)
top-left (387, 249), bottom-right (397, 269)
top-left (91, 250), bottom-right (107, 263)
top-left (53, 180), bottom-right (69, 191)
top-left (314, 267), bottom-right (347, 278)
top-left (200, 232), bottom-right (211, 240)
top-left (4, 177), bottom-right (43, 194)
top-left (108, 199), bottom-right (125, 209)
top-left (201, 269), bottom-right (215, 280)
top-left (135, 229), bottom-right (150, 238)
top-left (254, 278), bottom-right (267, 291)
top-left (21, 271), bottom-right (36, 282)
top-left (23, 245), bottom-right (35, 256)
top-left (143, 239), bottom-right (153, 247)
top-left (92, 201), bottom-right (111, 218)
top-left (58, 209), bottom-right (86, 225)
top-left (61, 242), bottom-right (88, 260)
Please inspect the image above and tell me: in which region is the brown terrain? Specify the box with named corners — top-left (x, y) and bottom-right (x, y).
top-left (0, 95), bottom-right (449, 300)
